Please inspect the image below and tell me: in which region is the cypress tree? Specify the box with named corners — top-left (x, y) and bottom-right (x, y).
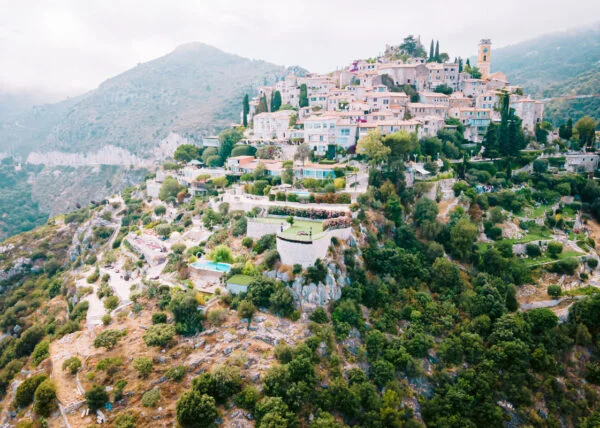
top-left (458, 57), bottom-right (463, 73)
top-left (270, 90), bottom-right (282, 112)
top-left (429, 40), bottom-right (434, 60)
top-left (434, 41), bottom-right (440, 62)
top-left (299, 84), bottom-right (308, 108)
top-left (242, 94), bottom-right (249, 127)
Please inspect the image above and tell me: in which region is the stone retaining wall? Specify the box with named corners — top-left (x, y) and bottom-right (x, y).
top-left (277, 227), bottom-right (351, 268)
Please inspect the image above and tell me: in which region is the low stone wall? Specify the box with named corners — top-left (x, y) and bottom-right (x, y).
top-left (277, 228), bottom-right (351, 268)
top-left (247, 219), bottom-right (289, 239)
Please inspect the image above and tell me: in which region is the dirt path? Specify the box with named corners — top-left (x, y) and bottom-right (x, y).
top-left (437, 197), bottom-right (459, 223)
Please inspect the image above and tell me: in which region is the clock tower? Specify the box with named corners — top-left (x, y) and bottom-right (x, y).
top-left (477, 39), bottom-right (492, 79)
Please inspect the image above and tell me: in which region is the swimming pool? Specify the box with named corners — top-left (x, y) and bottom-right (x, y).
top-left (290, 191), bottom-right (310, 197)
top-left (190, 260), bottom-right (232, 273)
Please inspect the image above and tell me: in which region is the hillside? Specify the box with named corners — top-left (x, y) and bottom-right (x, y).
top-left (0, 43), bottom-right (303, 239)
top-left (0, 150), bottom-right (599, 427)
top-left (494, 23), bottom-right (600, 126)
top-left (0, 43), bottom-right (301, 157)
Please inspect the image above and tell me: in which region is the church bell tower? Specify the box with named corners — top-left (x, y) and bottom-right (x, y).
top-left (477, 39), bottom-right (492, 79)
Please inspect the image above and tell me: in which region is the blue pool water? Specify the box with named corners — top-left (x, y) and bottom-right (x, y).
top-left (291, 191), bottom-right (310, 197)
top-left (191, 260), bottom-right (231, 273)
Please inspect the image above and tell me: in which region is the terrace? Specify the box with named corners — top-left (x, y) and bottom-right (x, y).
top-left (254, 217), bottom-right (325, 242)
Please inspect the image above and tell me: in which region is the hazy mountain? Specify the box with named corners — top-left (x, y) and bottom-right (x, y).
top-left (493, 23), bottom-right (600, 126)
top-left (0, 43), bottom-right (304, 240)
top-left (0, 42), bottom-right (302, 157)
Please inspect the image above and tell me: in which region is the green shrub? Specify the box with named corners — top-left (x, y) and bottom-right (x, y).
top-left (152, 312), bottom-right (167, 324)
top-left (132, 357), bottom-right (153, 378)
top-left (547, 241), bottom-right (563, 258)
top-left (176, 391), bottom-right (218, 427)
top-left (143, 324), bottom-right (176, 347)
top-left (114, 412), bottom-right (137, 428)
top-left (85, 385), bottom-right (108, 411)
top-left (86, 267), bottom-right (100, 284)
top-left (165, 365), bottom-right (186, 382)
top-left (241, 237), bottom-right (253, 249)
top-left (31, 340), bottom-right (50, 366)
top-left (547, 284), bottom-right (562, 299)
top-left (104, 295), bottom-right (120, 312)
top-left (141, 388), bottom-right (161, 407)
top-left (62, 357), bottom-right (82, 375)
top-left (94, 329), bottom-right (125, 349)
top-left (33, 379), bottom-right (57, 417)
top-left (14, 374), bottom-right (48, 408)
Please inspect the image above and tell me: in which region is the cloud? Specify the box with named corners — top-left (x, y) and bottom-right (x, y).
top-left (0, 0), bottom-right (598, 97)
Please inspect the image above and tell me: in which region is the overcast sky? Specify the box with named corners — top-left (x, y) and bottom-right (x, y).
top-left (1, 0), bottom-right (598, 100)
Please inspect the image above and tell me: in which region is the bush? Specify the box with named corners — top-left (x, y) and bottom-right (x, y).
top-left (104, 295), bottom-right (120, 312)
top-left (94, 329), bottom-right (124, 349)
top-left (176, 391), bottom-right (218, 428)
top-left (63, 357), bottom-right (82, 374)
top-left (263, 249), bottom-right (280, 268)
top-left (547, 284), bottom-right (562, 299)
top-left (547, 241), bottom-right (563, 258)
top-left (87, 268), bottom-right (100, 284)
top-left (235, 385), bottom-right (260, 410)
top-left (165, 365), bottom-right (186, 382)
top-left (550, 257), bottom-right (579, 275)
top-left (155, 223), bottom-right (171, 237)
top-left (588, 258), bottom-right (598, 269)
top-left (114, 412), bottom-right (137, 428)
top-left (209, 245), bottom-right (234, 264)
top-left (154, 205), bottom-right (166, 216)
top-left (525, 243), bottom-right (542, 258)
top-left (85, 385), bottom-right (109, 411)
top-left (97, 357), bottom-right (123, 374)
top-left (241, 237), bottom-right (253, 249)
top-left (206, 309), bottom-right (228, 326)
top-left (15, 374), bottom-right (47, 408)
top-left (142, 388), bottom-right (161, 407)
top-left (143, 324), bottom-right (176, 347)
top-left (171, 243), bottom-right (186, 254)
top-left (15, 325), bottom-right (45, 358)
top-left (152, 312), bottom-right (167, 324)
top-left (31, 340), bottom-right (49, 366)
top-left (309, 307), bottom-right (329, 324)
top-left (33, 379), bottom-right (57, 417)
top-left (102, 314), bottom-right (112, 326)
top-left (132, 357), bottom-right (153, 378)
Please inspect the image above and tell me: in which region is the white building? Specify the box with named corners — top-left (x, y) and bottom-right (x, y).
top-left (252, 110), bottom-right (294, 141)
top-left (512, 98), bottom-right (544, 135)
top-left (303, 115), bottom-right (337, 155)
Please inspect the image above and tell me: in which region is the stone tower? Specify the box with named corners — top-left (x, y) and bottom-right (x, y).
top-left (477, 39), bottom-right (492, 79)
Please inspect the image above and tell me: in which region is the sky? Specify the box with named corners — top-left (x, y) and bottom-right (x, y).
top-left (1, 0), bottom-right (599, 100)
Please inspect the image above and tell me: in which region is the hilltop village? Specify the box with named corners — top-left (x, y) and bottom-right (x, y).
top-left (0, 35), bottom-right (599, 428)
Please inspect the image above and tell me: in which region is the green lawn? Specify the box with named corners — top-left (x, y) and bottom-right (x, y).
top-left (227, 274), bottom-right (253, 285)
top-left (532, 204), bottom-right (550, 218)
top-left (523, 250), bottom-right (585, 266)
top-left (258, 217), bottom-right (324, 241)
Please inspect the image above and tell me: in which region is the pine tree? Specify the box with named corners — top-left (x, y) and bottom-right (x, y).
top-left (429, 40), bottom-right (434, 60)
top-left (434, 41), bottom-right (440, 62)
top-left (270, 91), bottom-right (282, 112)
top-left (242, 94), bottom-right (249, 127)
top-left (466, 58), bottom-right (471, 66)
